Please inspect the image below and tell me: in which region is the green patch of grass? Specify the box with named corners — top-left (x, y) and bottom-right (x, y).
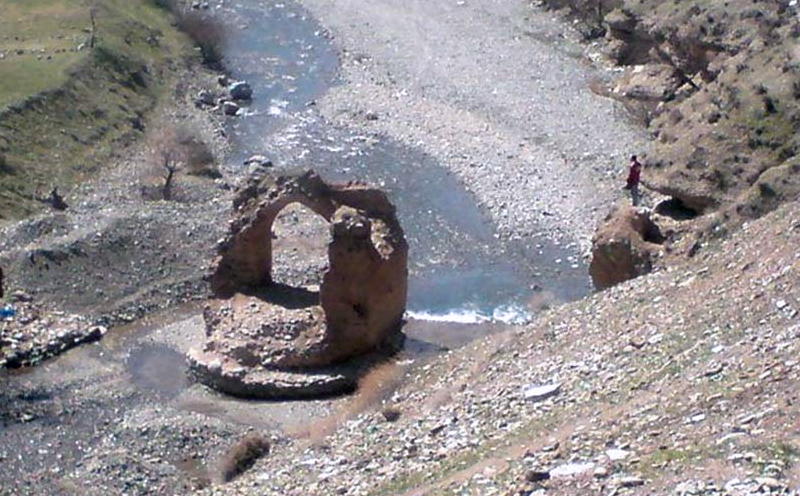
top-left (0, 0), bottom-right (196, 220)
top-left (0, 0), bottom-right (89, 109)
top-left (0, 54), bottom-right (84, 110)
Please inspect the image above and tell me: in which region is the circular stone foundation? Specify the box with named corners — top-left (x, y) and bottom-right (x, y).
top-left (188, 170), bottom-right (408, 398)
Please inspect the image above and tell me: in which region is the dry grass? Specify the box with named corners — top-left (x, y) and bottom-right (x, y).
top-left (216, 433), bottom-right (271, 483)
top-left (290, 360), bottom-right (406, 444)
top-left (176, 11), bottom-right (226, 69)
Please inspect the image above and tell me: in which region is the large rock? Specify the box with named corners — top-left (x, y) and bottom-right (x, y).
top-left (228, 81), bottom-right (253, 101)
top-left (589, 206), bottom-right (665, 290)
top-left (190, 170), bottom-right (408, 398)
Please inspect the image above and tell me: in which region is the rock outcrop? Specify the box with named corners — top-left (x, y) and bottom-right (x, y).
top-left (189, 170), bottom-right (408, 398)
top-left (589, 206), bottom-right (665, 290)
top-left (545, 0), bottom-right (800, 226)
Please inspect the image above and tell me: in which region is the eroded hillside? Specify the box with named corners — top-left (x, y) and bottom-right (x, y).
top-left (543, 0), bottom-right (799, 228)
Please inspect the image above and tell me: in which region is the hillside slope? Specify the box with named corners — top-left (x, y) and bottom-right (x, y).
top-left (202, 198), bottom-right (799, 495)
top-left (544, 0), bottom-right (799, 229)
top-left (0, 0), bottom-right (192, 220)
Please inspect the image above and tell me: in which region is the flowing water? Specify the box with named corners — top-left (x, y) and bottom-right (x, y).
top-left (0, 2), bottom-right (601, 489)
top-left (216, 0), bottom-right (590, 324)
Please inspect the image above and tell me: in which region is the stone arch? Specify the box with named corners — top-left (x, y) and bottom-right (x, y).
top-left (211, 178), bottom-right (338, 296)
top-left (191, 170), bottom-right (408, 398)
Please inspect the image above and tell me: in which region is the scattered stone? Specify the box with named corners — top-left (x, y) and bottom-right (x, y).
top-left (524, 470), bottom-right (550, 482)
top-left (243, 155), bottom-right (273, 167)
top-left (223, 101), bottom-right (240, 116)
top-left (196, 90), bottom-right (216, 106)
top-left (606, 448), bottom-right (629, 461)
top-left (755, 477), bottom-right (784, 490)
top-left (10, 291), bottom-right (32, 303)
top-left (617, 476), bottom-right (645, 487)
top-left (522, 383), bottom-right (561, 401)
top-left (228, 81), bottom-right (253, 101)
top-left (550, 462), bottom-right (594, 478)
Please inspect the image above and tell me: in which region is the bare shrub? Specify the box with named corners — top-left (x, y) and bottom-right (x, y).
top-left (184, 137), bottom-right (221, 178)
top-left (146, 126), bottom-right (187, 200)
top-left (382, 405), bottom-right (401, 422)
top-left (144, 121), bottom-right (218, 199)
top-left (216, 433), bottom-right (270, 483)
top-left (176, 11), bottom-right (226, 68)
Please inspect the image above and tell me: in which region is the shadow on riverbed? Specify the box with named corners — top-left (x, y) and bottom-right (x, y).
top-left (241, 283), bottom-right (320, 309)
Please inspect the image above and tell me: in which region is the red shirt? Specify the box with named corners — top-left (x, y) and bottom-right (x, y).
top-left (627, 161), bottom-right (642, 185)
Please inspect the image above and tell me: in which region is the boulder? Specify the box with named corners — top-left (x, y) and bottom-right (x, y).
top-left (228, 81), bottom-right (253, 101)
top-left (589, 206), bottom-right (665, 290)
top-left (190, 170), bottom-right (408, 398)
top-left (243, 155), bottom-right (273, 167)
top-left (223, 101), bottom-right (240, 116)
top-left (614, 64), bottom-right (680, 102)
top-left (196, 90), bottom-right (216, 106)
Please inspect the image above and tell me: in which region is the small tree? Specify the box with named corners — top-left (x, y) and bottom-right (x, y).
top-left (147, 126), bottom-right (188, 200)
top-left (145, 122), bottom-right (218, 199)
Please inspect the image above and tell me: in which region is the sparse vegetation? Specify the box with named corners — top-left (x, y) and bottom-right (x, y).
top-left (382, 405), bottom-right (402, 422)
top-left (0, 0), bottom-right (195, 220)
top-left (176, 11), bottom-right (227, 69)
top-left (144, 121), bottom-right (219, 200)
top-left (217, 433), bottom-right (270, 483)
top-left (152, 0), bottom-right (227, 69)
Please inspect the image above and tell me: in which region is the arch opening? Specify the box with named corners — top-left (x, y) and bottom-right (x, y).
top-left (269, 202), bottom-right (331, 293)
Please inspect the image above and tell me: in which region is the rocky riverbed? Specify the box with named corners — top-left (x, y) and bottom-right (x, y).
top-left (2, 0), bottom-right (797, 495)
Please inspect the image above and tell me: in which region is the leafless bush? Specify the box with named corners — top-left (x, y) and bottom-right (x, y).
top-left (176, 11), bottom-right (226, 68)
top-left (216, 433), bottom-right (270, 483)
top-left (146, 126), bottom-right (187, 200)
top-left (382, 405), bottom-right (401, 422)
top-left (143, 122), bottom-right (217, 199)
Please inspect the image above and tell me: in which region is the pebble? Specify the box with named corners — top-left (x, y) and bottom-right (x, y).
top-left (522, 383), bottom-right (561, 401)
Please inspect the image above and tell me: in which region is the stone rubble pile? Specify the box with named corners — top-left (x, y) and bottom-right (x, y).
top-left (0, 291), bottom-right (106, 368)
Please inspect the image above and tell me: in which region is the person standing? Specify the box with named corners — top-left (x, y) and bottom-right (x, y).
top-left (624, 155), bottom-right (643, 206)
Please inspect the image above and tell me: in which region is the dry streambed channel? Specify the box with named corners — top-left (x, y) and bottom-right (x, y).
top-left (0, 0), bottom-right (634, 492)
